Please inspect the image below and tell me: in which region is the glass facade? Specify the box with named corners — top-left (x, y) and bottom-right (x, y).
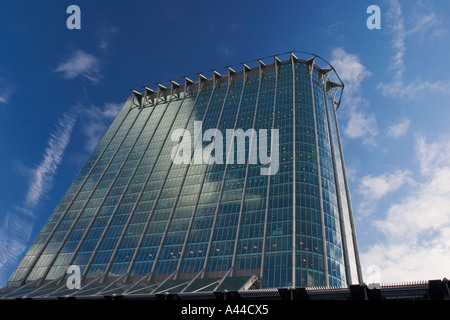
top-left (5, 52), bottom-right (362, 294)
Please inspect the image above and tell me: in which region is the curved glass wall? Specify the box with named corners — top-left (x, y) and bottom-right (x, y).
top-left (7, 53), bottom-right (361, 290)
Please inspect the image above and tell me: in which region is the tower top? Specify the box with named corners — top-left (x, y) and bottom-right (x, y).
top-left (130, 51), bottom-right (344, 110)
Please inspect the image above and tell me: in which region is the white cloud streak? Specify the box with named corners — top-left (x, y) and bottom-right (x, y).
top-left (55, 50), bottom-right (101, 84)
top-left (386, 0), bottom-right (406, 82)
top-left (0, 112), bottom-right (77, 285)
top-left (378, 0), bottom-right (450, 98)
top-left (25, 112), bottom-right (76, 208)
top-left (407, 10), bottom-right (447, 39)
top-left (379, 78), bottom-right (450, 98)
top-left (0, 100), bottom-right (120, 286)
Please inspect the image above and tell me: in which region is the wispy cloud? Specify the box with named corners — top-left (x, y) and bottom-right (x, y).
top-left (386, 0), bottom-right (406, 82)
top-left (407, 10), bottom-right (447, 40)
top-left (0, 91), bottom-right (119, 287)
top-left (97, 24), bottom-right (119, 50)
top-left (386, 118), bottom-right (410, 138)
top-left (0, 78), bottom-right (14, 104)
top-left (331, 48), bottom-right (378, 146)
top-left (415, 133), bottom-right (450, 176)
top-left (25, 112), bottom-right (76, 208)
top-left (379, 78), bottom-right (450, 98)
top-left (0, 213), bottom-right (34, 285)
top-left (55, 50), bottom-right (101, 84)
top-left (378, 0), bottom-right (450, 98)
top-left (0, 89), bottom-right (13, 104)
top-left (323, 21), bottom-right (346, 41)
top-left (0, 112), bottom-right (76, 285)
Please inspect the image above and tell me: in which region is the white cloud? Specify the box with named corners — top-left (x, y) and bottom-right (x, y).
top-left (25, 112), bottom-right (76, 208)
top-left (55, 50), bottom-right (101, 83)
top-left (386, 118), bottom-right (410, 138)
top-left (330, 48), bottom-right (371, 94)
top-left (386, 0), bottom-right (406, 82)
top-left (343, 108), bottom-right (378, 144)
top-left (359, 169), bottom-right (412, 202)
top-left (331, 48), bottom-right (378, 146)
top-left (360, 134), bottom-right (450, 283)
top-left (357, 169), bottom-right (413, 216)
top-left (376, 167), bottom-right (450, 241)
top-left (362, 235), bottom-right (450, 283)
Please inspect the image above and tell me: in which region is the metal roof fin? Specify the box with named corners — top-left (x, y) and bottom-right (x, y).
top-left (144, 86), bottom-right (154, 94)
top-left (290, 52), bottom-right (299, 61)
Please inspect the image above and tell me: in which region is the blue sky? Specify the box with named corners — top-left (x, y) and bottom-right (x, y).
top-left (1, 0), bottom-right (450, 287)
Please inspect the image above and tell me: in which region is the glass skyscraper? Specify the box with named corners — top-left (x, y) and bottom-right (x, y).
top-left (1, 52), bottom-right (362, 299)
